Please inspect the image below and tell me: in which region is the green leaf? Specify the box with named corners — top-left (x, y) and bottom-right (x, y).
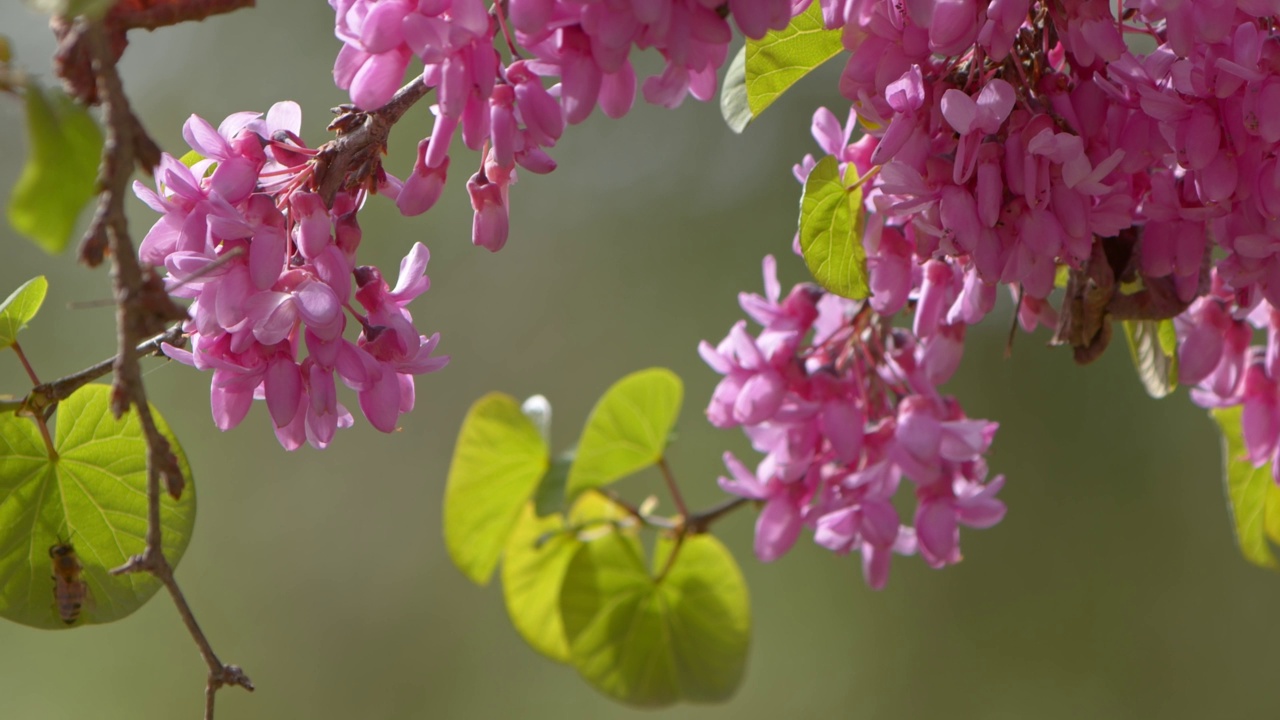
top-left (1053, 265), bottom-right (1070, 289)
top-left (444, 393), bottom-right (550, 585)
top-left (503, 504), bottom-right (577, 662)
top-left (0, 384), bottom-right (195, 629)
top-left (565, 369), bottom-right (683, 501)
top-left (0, 277), bottom-right (48, 351)
top-left (1211, 406), bottom-right (1280, 569)
top-left (1157, 319), bottom-right (1178, 357)
top-left (178, 150), bottom-right (205, 168)
top-left (798, 156), bottom-right (869, 299)
top-left (8, 81), bottom-right (103, 255)
top-left (559, 532), bottom-right (750, 707)
top-left (502, 492), bottom-right (629, 663)
top-left (1121, 319), bottom-right (1178, 399)
top-left (719, 48), bottom-right (752, 134)
top-left (533, 452), bottom-right (573, 518)
top-left (743, 1), bottom-right (844, 119)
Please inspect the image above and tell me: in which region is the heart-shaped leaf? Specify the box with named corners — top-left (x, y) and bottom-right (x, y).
top-left (0, 384), bottom-right (195, 629)
top-left (444, 393), bottom-right (549, 585)
top-left (501, 492), bottom-right (630, 663)
top-left (565, 369), bottom-right (683, 500)
top-left (559, 531), bottom-right (750, 706)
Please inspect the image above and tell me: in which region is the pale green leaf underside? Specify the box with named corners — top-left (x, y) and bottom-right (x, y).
top-left (744, 1), bottom-right (844, 119)
top-left (1212, 406), bottom-right (1280, 569)
top-left (1121, 319), bottom-right (1178, 399)
top-left (565, 368), bottom-right (683, 500)
top-left (0, 276), bottom-right (48, 351)
top-left (559, 532), bottom-right (750, 707)
top-left (8, 81), bottom-right (102, 255)
top-left (444, 393), bottom-right (549, 586)
top-left (799, 155), bottom-right (869, 299)
top-left (0, 385), bottom-right (195, 629)
top-left (720, 48), bottom-right (752, 134)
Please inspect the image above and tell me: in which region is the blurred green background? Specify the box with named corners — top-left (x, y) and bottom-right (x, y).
top-left (2, 4), bottom-right (1279, 719)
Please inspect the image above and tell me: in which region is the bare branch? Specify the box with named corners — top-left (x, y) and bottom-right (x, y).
top-left (685, 497), bottom-right (751, 535)
top-left (52, 0), bottom-right (256, 105)
top-left (81, 16), bottom-right (251, 715)
top-left (658, 457), bottom-right (689, 519)
top-left (26, 325), bottom-right (183, 415)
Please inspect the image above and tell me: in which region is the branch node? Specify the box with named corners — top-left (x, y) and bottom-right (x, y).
top-left (108, 553), bottom-right (148, 576)
top-left (216, 665), bottom-right (256, 693)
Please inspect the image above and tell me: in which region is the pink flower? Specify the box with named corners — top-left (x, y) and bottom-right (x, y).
top-left (719, 452), bottom-right (807, 562)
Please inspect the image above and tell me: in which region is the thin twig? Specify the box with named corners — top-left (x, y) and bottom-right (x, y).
top-left (83, 17), bottom-right (250, 717)
top-left (7, 342), bottom-right (58, 458)
top-left (51, 0), bottom-right (256, 106)
top-left (11, 343), bottom-right (42, 386)
top-left (685, 497), bottom-right (750, 535)
top-left (600, 489), bottom-right (678, 529)
top-left (657, 457), bottom-right (688, 519)
top-left (26, 325), bottom-right (183, 414)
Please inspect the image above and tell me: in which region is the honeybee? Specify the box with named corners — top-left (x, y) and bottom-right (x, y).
top-left (49, 541), bottom-right (89, 625)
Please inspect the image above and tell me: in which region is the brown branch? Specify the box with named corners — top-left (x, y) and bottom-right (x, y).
top-left (81, 17), bottom-right (250, 717)
top-left (8, 342), bottom-right (58, 459)
top-left (654, 494), bottom-right (750, 582)
top-left (1106, 275), bottom-right (1192, 321)
top-left (53, 0), bottom-right (256, 105)
top-left (685, 497), bottom-right (750, 535)
top-left (600, 489), bottom-right (678, 530)
top-left (313, 77), bottom-right (434, 205)
top-left (657, 457), bottom-right (689, 519)
top-left (108, 0), bottom-right (258, 32)
top-left (27, 325), bottom-right (183, 414)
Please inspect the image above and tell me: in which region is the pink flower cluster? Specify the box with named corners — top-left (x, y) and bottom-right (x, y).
top-left (1177, 274), bottom-right (1280, 479)
top-left (703, 256), bottom-right (1005, 588)
top-left (708, 1), bottom-right (1280, 585)
top-left (134, 102), bottom-right (448, 450)
top-left (329, 0), bottom-right (800, 251)
top-left (701, 0), bottom-right (1280, 579)
top-left (825, 0), bottom-right (1280, 318)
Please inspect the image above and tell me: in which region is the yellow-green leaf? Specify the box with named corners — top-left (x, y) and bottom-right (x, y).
top-left (1211, 406), bottom-right (1280, 568)
top-left (565, 369), bottom-right (683, 500)
top-left (501, 492), bottom-right (630, 663)
top-left (742, 1), bottom-right (844, 120)
top-left (0, 277), bottom-right (48, 351)
top-left (799, 156), bottom-right (869, 299)
top-left (443, 393), bottom-right (550, 585)
top-left (559, 532), bottom-right (750, 706)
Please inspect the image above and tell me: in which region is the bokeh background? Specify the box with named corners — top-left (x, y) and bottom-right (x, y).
top-left (2, 4), bottom-right (1279, 719)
